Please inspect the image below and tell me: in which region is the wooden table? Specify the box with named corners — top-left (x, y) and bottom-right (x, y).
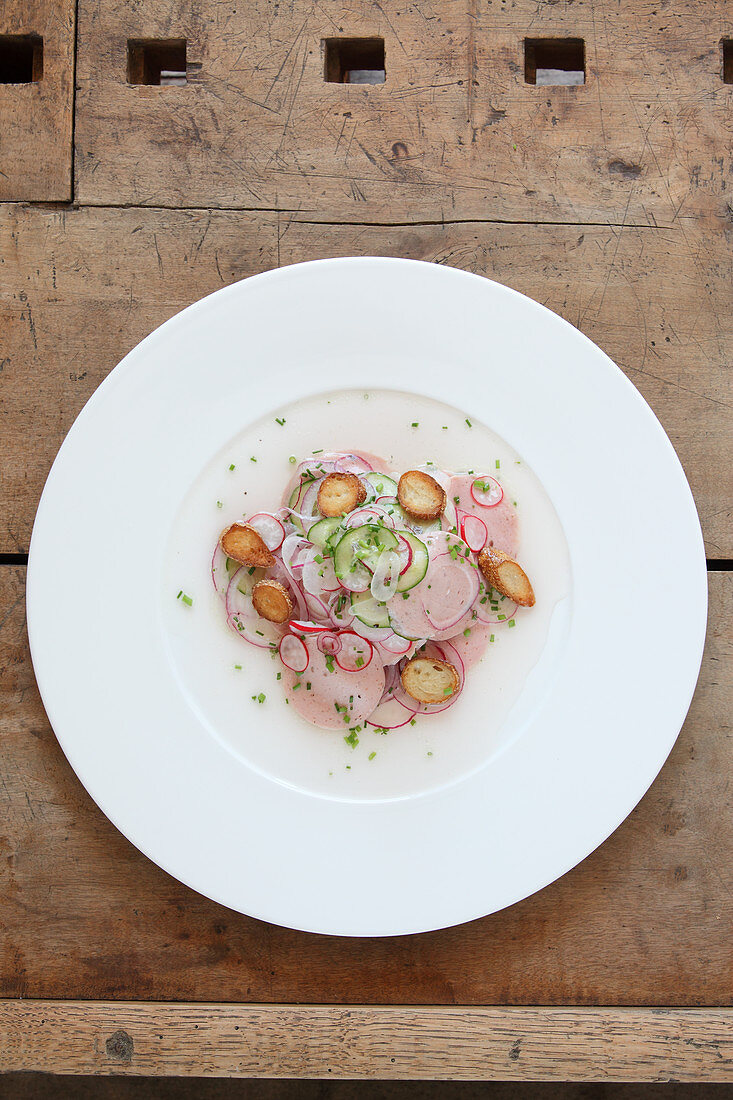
top-left (1, 0), bottom-right (731, 1082)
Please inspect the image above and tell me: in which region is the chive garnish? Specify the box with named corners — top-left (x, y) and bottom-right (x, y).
top-left (465, 418), bottom-right (472, 427)
top-left (275, 417), bottom-right (286, 426)
top-left (228, 463), bottom-right (235, 471)
top-left (368, 752), bottom-right (377, 761)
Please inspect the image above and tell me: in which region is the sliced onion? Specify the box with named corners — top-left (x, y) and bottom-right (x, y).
top-left (470, 476), bottom-right (504, 508)
top-left (305, 591), bottom-right (331, 622)
top-left (380, 631), bottom-right (413, 655)
top-left (299, 481), bottom-right (320, 520)
top-left (279, 633), bottom-right (309, 673)
top-left (335, 632), bottom-right (374, 672)
top-left (211, 544), bottom-right (230, 599)
top-left (460, 513), bottom-right (488, 553)
top-left (289, 619), bottom-right (326, 635)
top-left (317, 631), bottom-right (342, 656)
top-left (281, 534), bottom-right (310, 573)
top-left (370, 550), bottom-right (401, 601)
top-left (350, 619), bottom-right (394, 643)
top-left (366, 698), bottom-right (415, 730)
top-left (247, 512), bottom-right (286, 551)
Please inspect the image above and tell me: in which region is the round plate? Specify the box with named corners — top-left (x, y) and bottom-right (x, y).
top-left (27, 258), bottom-right (707, 936)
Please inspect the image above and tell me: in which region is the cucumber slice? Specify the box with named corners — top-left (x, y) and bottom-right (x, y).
top-left (307, 516), bottom-right (343, 549)
top-left (388, 503), bottom-right (442, 538)
top-left (350, 592), bottom-right (391, 629)
top-left (395, 531), bottom-right (429, 592)
top-left (364, 472), bottom-right (398, 499)
top-left (225, 556), bottom-right (239, 575)
top-left (333, 523), bottom-right (399, 580)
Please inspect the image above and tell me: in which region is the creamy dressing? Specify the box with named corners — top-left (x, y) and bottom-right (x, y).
top-left (162, 389), bottom-right (572, 802)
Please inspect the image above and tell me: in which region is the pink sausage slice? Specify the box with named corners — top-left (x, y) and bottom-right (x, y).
top-left (283, 639), bottom-right (385, 730)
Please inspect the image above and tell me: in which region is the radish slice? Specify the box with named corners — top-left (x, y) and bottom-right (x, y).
top-left (380, 631), bottom-right (413, 655)
top-left (225, 568), bottom-right (282, 648)
top-left (247, 513), bottom-right (285, 551)
top-left (289, 619), bottom-right (327, 635)
top-left (279, 633), bottom-right (309, 673)
top-left (334, 453), bottom-right (373, 474)
top-left (366, 698), bottom-right (415, 730)
top-left (370, 550), bottom-right (401, 601)
top-left (335, 632), bottom-right (374, 673)
top-left (396, 534), bottom-right (413, 575)
top-left (473, 588), bottom-right (519, 626)
top-left (211, 544), bottom-right (230, 599)
top-left (317, 631), bottom-right (342, 656)
top-left (461, 514), bottom-right (488, 552)
top-left (393, 641), bottom-right (465, 714)
top-left (327, 591), bottom-right (355, 630)
top-left (344, 507), bottom-right (394, 530)
top-left (470, 476), bottom-right (504, 508)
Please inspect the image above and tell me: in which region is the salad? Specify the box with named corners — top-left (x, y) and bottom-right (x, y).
top-left (211, 451), bottom-right (535, 733)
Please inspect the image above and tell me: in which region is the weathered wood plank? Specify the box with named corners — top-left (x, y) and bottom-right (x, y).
top-left (74, 0), bottom-right (732, 224)
top-left (1, 1002), bottom-right (732, 1079)
top-left (0, 205), bottom-right (729, 555)
top-left (0, 567), bottom-right (729, 1005)
top-left (0, 0), bottom-right (75, 200)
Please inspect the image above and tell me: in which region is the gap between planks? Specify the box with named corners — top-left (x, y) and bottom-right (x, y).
top-left (0, 198), bottom-right (675, 230)
top-left (1, 1002), bottom-right (732, 1080)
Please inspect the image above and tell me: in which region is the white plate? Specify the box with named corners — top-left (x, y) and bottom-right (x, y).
top-left (27, 258), bottom-right (707, 936)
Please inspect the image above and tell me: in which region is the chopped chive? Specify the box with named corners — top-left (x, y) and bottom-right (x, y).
top-left (250, 456), bottom-right (257, 463)
top-left (495, 459), bottom-right (500, 469)
top-left (465, 418), bottom-right (472, 427)
top-left (346, 765), bottom-right (351, 770)
top-left (255, 629), bottom-right (264, 636)
top-left (306, 681), bottom-right (312, 690)
top-left (216, 500), bottom-right (223, 509)
top-left (442, 425), bottom-right (448, 430)
top-left (325, 655), bottom-right (335, 673)
top-left (176, 590), bottom-right (182, 599)
top-left (293, 682), bottom-right (301, 690)
top-left (276, 672), bottom-right (281, 680)
top-left (289, 456), bottom-right (296, 464)
top-left (312, 449), bottom-right (323, 455)
top-left (180, 593), bottom-right (193, 607)
top-left (229, 463), bottom-right (235, 471)
top-left (427, 751), bottom-right (433, 757)
top-left (355, 656), bottom-right (364, 668)
top-left (275, 417), bottom-right (286, 426)
top-left (508, 619), bottom-right (516, 628)
top-left (368, 751), bottom-right (377, 761)
top-left (344, 730), bottom-right (359, 749)
top-left (234, 664), bottom-right (242, 670)
top-left (314, 554), bottom-right (323, 564)
top-left (411, 422), bottom-right (419, 428)
top-left (490, 633), bottom-right (495, 643)
top-left (463, 628), bottom-right (471, 636)
top-left (410, 718), bottom-right (417, 727)
top-left (453, 496), bottom-right (460, 504)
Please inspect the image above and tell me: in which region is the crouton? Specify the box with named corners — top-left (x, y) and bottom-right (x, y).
top-left (401, 656), bottom-right (459, 705)
top-left (317, 472), bottom-right (367, 517)
top-left (397, 470), bottom-right (446, 521)
top-left (478, 546), bottom-right (535, 607)
top-left (252, 579), bottom-right (293, 623)
top-left (219, 523), bottom-right (275, 569)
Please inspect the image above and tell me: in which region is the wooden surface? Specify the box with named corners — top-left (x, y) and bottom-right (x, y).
top-left (0, 567), bottom-right (729, 1005)
top-left (0, 0), bottom-right (731, 1077)
top-left (0, 0), bottom-right (75, 200)
top-left (1, 206), bottom-right (730, 557)
top-left (74, 0), bottom-right (732, 226)
top-left (2, 1003), bottom-right (733, 1080)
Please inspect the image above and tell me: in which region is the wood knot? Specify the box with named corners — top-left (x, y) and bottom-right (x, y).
top-left (391, 141), bottom-right (408, 159)
top-left (607, 159), bottom-right (642, 179)
top-left (106, 1029), bottom-right (134, 1062)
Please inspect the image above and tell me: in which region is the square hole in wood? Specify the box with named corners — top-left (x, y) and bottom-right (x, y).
top-left (524, 38), bottom-right (585, 85)
top-left (0, 35), bottom-right (43, 83)
top-left (723, 40), bottom-right (732, 84)
top-left (324, 38), bottom-right (385, 84)
top-left (127, 39), bottom-right (187, 85)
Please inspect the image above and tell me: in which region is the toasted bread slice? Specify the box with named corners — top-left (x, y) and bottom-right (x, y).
top-left (317, 472), bottom-right (367, 517)
top-left (252, 579), bottom-right (293, 623)
top-left (401, 656), bottom-right (459, 705)
top-left (397, 470), bottom-right (446, 521)
top-left (478, 546), bottom-right (535, 607)
top-left (219, 523), bottom-right (275, 569)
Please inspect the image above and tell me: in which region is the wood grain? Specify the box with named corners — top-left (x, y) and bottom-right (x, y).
top-left (1, 1002), bottom-right (732, 1079)
top-left (0, 0), bottom-right (75, 200)
top-left (0, 566), bottom-right (729, 1005)
top-left (0, 205), bottom-right (730, 557)
top-left (74, 0), bottom-right (733, 225)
